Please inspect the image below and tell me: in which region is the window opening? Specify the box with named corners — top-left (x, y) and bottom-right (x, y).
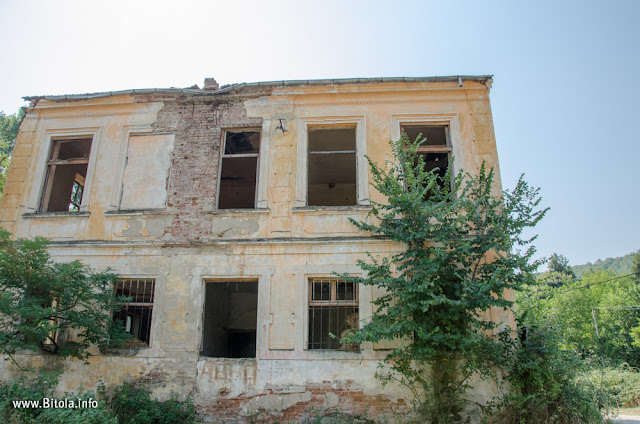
top-left (307, 128), bottom-right (357, 206)
top-left (40, 138), bottom-right (92, 212)
top-left (308, 278), bottom-right (359, 351)
top-left (401, 125), bottom-right (452, 198)
top-left (114, 279), bottom-right (155, 347)
top-left (218, 131), bottom-right (260, 209)
top-left (201, 281), bottom-right (258, 358)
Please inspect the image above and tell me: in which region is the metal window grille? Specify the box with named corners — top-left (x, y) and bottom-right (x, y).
top-left (114, 279), bottom-right (155, 347)
top-left (308, 278), bottom-right (359, 351)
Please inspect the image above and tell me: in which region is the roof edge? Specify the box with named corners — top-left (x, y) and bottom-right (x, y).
top-left (24, 75), bottom-right (493, 103)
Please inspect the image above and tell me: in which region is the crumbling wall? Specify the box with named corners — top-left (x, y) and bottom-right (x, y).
top-left (135, 90), bottom-right (269, 242)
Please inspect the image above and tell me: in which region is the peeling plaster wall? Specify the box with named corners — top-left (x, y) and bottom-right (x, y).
top-left (0, 79), bottom-right (505, 422)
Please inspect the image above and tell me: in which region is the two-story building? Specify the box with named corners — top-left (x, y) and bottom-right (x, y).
top-left (0, 75), bottom-right (508, 422)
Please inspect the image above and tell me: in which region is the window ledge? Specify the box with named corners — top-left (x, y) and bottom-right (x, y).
top-left (198, 356), bottom-right (257, 363)
top-left (210, 208), bottom-right (270, 215)
top-left (22, 211), bottom-right (90, 219)
top-left (293, 205), bottom-right (372, 213)
top-left (105, 209), bottom-right (173, 216)
top-left (99, 345), bottom-right (163, 357)
top-left (302, 350), bottom-right (363, 359)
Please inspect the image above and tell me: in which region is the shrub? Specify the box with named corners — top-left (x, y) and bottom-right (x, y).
top-left (489, 324), bottom-right (611, 424)
top-left (0, 371), bottom-right (58, 422)
top-left (0, 374), bottom-right (195, 424)
top-left (578, 364), bottom-right (640, 408)
top-left (108, 381), bottom-right (195, 424)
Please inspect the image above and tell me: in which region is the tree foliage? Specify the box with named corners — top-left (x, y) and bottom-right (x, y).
top-left (572, 249), bottom-right (640, 278)
top-left (0, 109), bottom-right (24, 197)
top-left (0, 230), bottom-right (129, 363)
top-left (341, 134), bottom-right (547, 421)
top-left (518, 255), bottom-right (640, 368)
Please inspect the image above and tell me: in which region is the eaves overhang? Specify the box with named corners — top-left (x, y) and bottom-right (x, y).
top-left (23, 75), bottom-right (493, 104)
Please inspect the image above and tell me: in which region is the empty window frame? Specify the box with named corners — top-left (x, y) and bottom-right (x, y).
top-left (40, 138), bottom-right (92, 212)
top-left (308, 278), bottom-right (359, 351)
top-left (218, 130), bottom-right (261, 209)
top-left (201, 281), bottom-right (258, 358)
top-left (401, 125), bottom-right (452, 195)
top-left (307, 127), bottom-right (357, 206)
top-left (113, 279), bottom-right (155, 347)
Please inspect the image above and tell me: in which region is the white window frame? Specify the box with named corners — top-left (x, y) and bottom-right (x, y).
top-left (295, 116), bottom-right (369, 208)
top-left (27, 127), bottom-right (102, 214)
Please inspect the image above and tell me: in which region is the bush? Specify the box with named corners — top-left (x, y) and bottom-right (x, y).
top-left (0, 371), bottom-right (58, 423)
top-left (108, 381), bottom-right (195, 424)
top-left (579, 364), bottom-right (640, 408)
top-left (0, 374), bottom-right (195, 424)
top-left (489, 324), bottom-right (611, 424)
top-left (35, 402), bottom-right (117, 424)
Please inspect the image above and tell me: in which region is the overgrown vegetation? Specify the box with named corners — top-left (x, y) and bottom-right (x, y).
top-left (0, 229), bottom-right (130, 363)
top-left (0, 109), bottom-right (24, 198)
top-left (489, 324), bottom-right (611, 423)
top-left (513, 250), bottom-right (640, 418)
top-left (0, 373), bottom-right (194, 424)
top-left (340, 133), bottom-right (547, 422)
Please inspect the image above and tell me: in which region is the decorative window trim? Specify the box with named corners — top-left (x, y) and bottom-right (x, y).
top-left (307, 277), bottom-right (359, 351)
top-left (27, 127), bottom-right (102, 214)
top-left (295, 116), bottom-right (369, 208)
top-left (390, 113), bottom-right (464, 176)
top-left (193, 266), bottom-right (273, 357)
top-left (292, 264), bottom-right (371, 355)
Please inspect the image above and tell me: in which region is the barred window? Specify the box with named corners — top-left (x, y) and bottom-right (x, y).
top-left (308, 278), bottom-right (359, 351)
top-left (114, 279), bottom-right (155, 347)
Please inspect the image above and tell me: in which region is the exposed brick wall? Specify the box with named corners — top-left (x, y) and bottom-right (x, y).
top-left (135, 91), bottom-right (269, 242)
top-left (197, 381), bottom-right (409, 423)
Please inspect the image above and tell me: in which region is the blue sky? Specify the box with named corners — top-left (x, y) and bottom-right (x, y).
top-left (0, 0), bottom-right (638, 266)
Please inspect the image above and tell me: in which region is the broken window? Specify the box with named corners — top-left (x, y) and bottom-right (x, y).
top-left (401, 125), bottom-right (452, 197)
top-left (113, 279), bottom-right (155, 347)
top-left (201, 281), bottom-right (258, 358)
top-left (218, 131), bottom-right (261, 209)
top-left (307, 127), bottom-right (357, 206)
top-left (308, 278), bottom-right (359, 351)
top-left (39, 138), bottom-right (92, 212)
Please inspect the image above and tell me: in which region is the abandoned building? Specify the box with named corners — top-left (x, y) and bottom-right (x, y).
top-left (0, 75), bottom-right (509, 421)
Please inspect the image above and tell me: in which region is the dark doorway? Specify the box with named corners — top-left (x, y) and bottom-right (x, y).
top-left (201, 281), bottom-right (258, 358)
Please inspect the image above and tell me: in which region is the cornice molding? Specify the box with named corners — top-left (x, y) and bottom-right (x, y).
top-left (291, 97), bottom-right (488, 107)
top-left (24, 110), bottom-right (159, 120)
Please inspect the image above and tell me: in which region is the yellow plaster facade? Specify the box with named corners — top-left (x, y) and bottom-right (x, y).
top-left (0, 76), bottom-right (508, 422)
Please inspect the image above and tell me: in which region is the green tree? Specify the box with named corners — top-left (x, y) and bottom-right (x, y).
top-left (518, 267), bottom-right (640, 367)
top-left (548, 253), bottom-right (576, 279)
top-left (0, 230), bottom-right (129, 364)
top-left (341, 134), bottom-right (547, 422)
top-left (0, 109), bottom-right (25, 197)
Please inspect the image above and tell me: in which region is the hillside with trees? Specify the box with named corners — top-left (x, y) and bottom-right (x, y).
top-left (572, 250), bottom-right (640, 277)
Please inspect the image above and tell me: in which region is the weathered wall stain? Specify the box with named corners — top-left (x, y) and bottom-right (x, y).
top-left (0, 77), bottom-right (505, 422)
